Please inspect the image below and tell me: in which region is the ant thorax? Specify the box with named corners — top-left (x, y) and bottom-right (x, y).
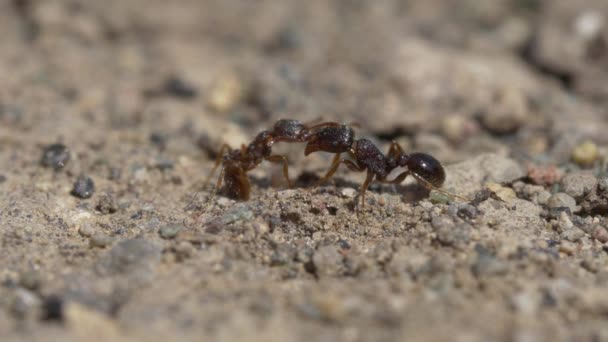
top-left (353, 139), bottom-right (389, 179)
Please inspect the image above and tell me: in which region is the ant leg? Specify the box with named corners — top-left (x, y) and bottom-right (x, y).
top-left (202, 144), bottom-right (231, 189)
top-left (208, 167), bottom-right (225, 204)
top-left (311, 153), bottom-right (342, 188)
top-left (383, 170), bottom-right (410, 185)
top-left (187, 144), bottom-right (230, 210)
top-left (358, 171), bottom-right (375, 215)
top-left (337, 160), bottom-right (369, 213)
top-left (265, 155), bottom-right (293, 188)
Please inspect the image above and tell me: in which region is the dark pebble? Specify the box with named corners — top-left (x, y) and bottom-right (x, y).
top-left (149, 132), bottom-right (168, 150)
top-left (71, 176), bottom-right (95, 199)
top-left (0, 175), bottom-right (6, 183)
top-left (41, 143), bottom-right (70, 170)
top-left (41, 295), bottom-right (64, 322)
top-left (164, 76), bottom-right (197, 99)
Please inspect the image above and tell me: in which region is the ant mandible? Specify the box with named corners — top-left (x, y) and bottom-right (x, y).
top-left (304, 124), bottom-right (469, 212)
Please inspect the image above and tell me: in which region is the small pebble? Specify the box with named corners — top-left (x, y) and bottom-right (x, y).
top-left (572, 140), bottom-right (599, 167)
top-left (486, 182), bottom-right (517, 203)
top-left (221, 204), bottom-right (254, 224)
top-left (96, 193), bottom-right (118, 214)
top-left (440, 114), bottom-right (468, 143)
top-left (41, 143), bottom-right (70, 170)
top-left (559, 241), bottom-right (576, 255)
top-left (12, 289), bottom-right (41, 319)
top-left (561, 227), bottom-right (585, 242)
top-left (480, 88), bottom-right (527, 135)
top-left (89, 234), bottom-right (113, 248)
top-left (0, 175), bottom-right (6, 183)
top-left (547, 193), bottom-right (577, 213)
top-left (560, 171), bottom-right (597, 200)
top-left (593, 225), bottom-right (608, 243)
top-left (597, 176), bottom-right (608, 192)
top-left (163, 76), bottom-right (197, 99)
top-left (312, 245), bottom-right (344, 277)
top-left (78, 224), bottom-right (95, 237)
top-left (208, 73), bottom-right (244, 113)
top-left (340, 188), bottom-right (357, 198)
top-left (159, 224), bottom-right (183, 240)
top-left (72, 176), bottom-right (95, 199)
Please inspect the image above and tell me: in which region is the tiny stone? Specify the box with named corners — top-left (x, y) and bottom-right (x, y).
top-left (89, 234), bottom-right (113, 248)
top-left (480, 88), bottom-right (527, 134)
top-left (208, 73), bottom-right (244, 113)
top-left (598, 176), bottom-right (608, 192)
top-left (41, 143), bottom-right (70, 170)
top-left (559, 241), bottom-right (576, 255)
top-left (581, 258), bottom-right (599, 273)
top-left (96, 193), bottom-right (118, 214)
top-left (561, 227), bottom-right (585, 242)
top-left (558, 211), bottom-right (574, 230)
top-left (547, 193), bottom-right (577, 213)
top-left (78, 224), bottom-right (95, 237)
top-left (12, 289), bottom-right (41, 319)
top-left (159, 224), bottom-right (183, 240)
top-left (536, 190), bottom-right (551, 205)
top-left (340, 188), bottom-right (357, 198)
top-left (72, 176), bottom-right (95, 199)
top-left (593, 225), bottom-right (608, 243)
top-left (164, 76), bottom-right (197, 99)
top-left (0, 175), bottom-right (6, 183)
top-left (572, 140), bottom-right (599, 167)
top-left (560, 171), bottom-right (597, 200)
top-left (486, 182), bottom-right (517, 203)
top-left (312, 245), bottom-right (344, 277)
top-left (221, 204), bottom-right (253, 224)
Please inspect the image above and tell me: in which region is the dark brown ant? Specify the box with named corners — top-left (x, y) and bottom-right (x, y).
top-left (203, 119), bottom-right (342, 201)
top-left (304, 124), bottom-right (468, 212)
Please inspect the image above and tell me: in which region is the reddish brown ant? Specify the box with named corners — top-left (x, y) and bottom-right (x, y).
top-left (202, 119), bottom-right (342, 201)
top-left (304, 124), bottom-right (469, 212)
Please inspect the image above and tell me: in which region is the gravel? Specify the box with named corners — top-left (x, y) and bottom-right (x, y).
top-left (71, 176), bottom-right (95, 199)
top-left (40, 143), bottom-right (70, 170)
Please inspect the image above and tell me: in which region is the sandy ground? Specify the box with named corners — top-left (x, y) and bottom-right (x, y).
top-left (1, 0), bottom-right (608, 341)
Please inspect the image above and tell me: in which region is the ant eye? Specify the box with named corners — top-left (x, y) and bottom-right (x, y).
top-left (407, 153), bottom-right (445, 187)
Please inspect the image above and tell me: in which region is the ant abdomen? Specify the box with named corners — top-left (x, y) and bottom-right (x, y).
top-left (304, 125), bottom-right (354, 155)
top-left (405, 153), bottom-right (446, 188)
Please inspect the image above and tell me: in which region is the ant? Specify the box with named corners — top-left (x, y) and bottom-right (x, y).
top-left (202, 119), bottom-right (343, 201)
top-left (303, 124), bottom-right (469, 212)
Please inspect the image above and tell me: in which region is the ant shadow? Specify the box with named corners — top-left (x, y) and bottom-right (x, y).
top-left (246, 171), bottom-right (430, 205)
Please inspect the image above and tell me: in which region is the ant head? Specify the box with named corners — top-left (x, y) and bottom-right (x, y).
top-left (404, 153), bottom-right (446, 188)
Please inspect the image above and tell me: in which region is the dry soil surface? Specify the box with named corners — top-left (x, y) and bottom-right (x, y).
top-left (2, 1), bottom-right (608, 341)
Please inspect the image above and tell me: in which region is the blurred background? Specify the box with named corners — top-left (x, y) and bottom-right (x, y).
top-left (2, 0), bottom-right (607, 167)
